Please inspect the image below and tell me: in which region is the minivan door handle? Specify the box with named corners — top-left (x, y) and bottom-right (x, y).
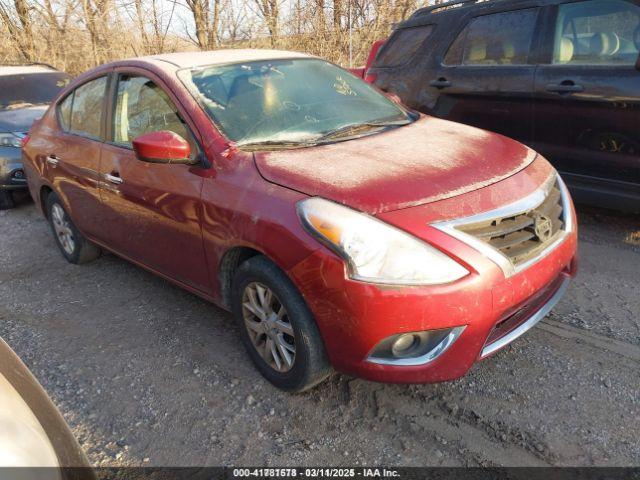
top-left (46, 155), bottom-right (59, 167)
top-left (546, 80), bottom-right (584, 94)
top-left (105, 172), bottom-right (123, 185)
top-left (430, 77), bottom-right (452, 89)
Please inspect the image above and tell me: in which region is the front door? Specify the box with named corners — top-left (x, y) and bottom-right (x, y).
top-left (98, 71), bottom-right (210, 293)
top-left (429, 7), bottom-right (541, 145)
top-left (533, 0), bottom-right (640, 201)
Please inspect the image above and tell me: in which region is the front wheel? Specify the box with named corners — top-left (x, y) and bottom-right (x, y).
top-left (231, 255), bottom-right (332, 392)
top-left (46, 193), bottom-right (101, 264)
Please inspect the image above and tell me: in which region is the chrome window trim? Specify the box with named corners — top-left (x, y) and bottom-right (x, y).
top-left (432, 172), bottom-right (573, 278)
top-left (480, 276), bottom-right (571, 358)
top-left (366, 326), bottom-right (466, 366)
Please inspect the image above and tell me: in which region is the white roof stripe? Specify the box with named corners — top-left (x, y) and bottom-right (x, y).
top-left (0, 66), bottom-right (56, 75)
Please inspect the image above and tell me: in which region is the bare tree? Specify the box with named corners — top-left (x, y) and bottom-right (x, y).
top-left (332, 0), bottom-right (340, 30)
top-left (184, 0), bottom-right (220, 49)
top-left (252, 0), bottom-right (279, 45)
top-left (0, 0), bottom-right (36, 60)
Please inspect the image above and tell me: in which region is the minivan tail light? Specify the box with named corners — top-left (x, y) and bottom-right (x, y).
top-left (21, 134), bottom-right (30, 148)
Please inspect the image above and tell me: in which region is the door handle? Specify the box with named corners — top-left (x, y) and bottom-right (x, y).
top-left (430, 77), bottom-right (452, 89)
top-left (105, 173), bottom-right (123, 185)
top-left (545, 81), bottom-right (584, 94)
top-left (46, 155), bottom-right (59, 167)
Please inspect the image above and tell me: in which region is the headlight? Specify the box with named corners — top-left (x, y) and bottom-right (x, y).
top-left (297, 197), bottom-right (469, 285)
top-left (0, 132), bottom-right (22, 148)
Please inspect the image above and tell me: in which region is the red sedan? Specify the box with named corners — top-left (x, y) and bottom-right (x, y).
top-left (22, 50), bottom-right (578, 392)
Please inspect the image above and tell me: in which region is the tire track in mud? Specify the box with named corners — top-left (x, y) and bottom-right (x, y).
top-left (385, 386), bottom-right (554, 466)
top-left (540, 319), bottom-right (640, 362)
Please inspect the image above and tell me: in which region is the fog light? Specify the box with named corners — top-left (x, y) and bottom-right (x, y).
top-left (367, 326), bottom-right (466, 366)
top-left (391, 334), bottom-right (420, 358)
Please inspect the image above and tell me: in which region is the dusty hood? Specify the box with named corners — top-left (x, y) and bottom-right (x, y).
top-left (254, 116), bottom-right (537, 214)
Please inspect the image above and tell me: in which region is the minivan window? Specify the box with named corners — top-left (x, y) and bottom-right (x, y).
top-left (444, 9), bottom-right (539, 65)
top-left (113, 75), bottom-right (194, 152)
top-left (552, 0), bottom-right (640, 65)
top-left (67, 77), bottom-right (107, 139)
top-left (373, 25), bottom-right (435, 67)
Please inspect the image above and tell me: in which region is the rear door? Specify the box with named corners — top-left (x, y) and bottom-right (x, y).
top-left (98, 69), bottom-right (210, 293)
top-left (532, 0), bottom-right (640, 202)
top-left (428, 7), bottom-right (542, 145)
top-left (45, 75), bottom-right (108, 238)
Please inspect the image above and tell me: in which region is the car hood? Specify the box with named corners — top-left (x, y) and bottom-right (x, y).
top-left (253, 116), bottom-right (537, 214)
top-left (0, 105), bottom-right (47, 133)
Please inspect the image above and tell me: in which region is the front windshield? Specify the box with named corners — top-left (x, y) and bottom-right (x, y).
top-left (0, 72), bottom-right (71, 110)
top-left (178, 58), bottom-right (412, 147)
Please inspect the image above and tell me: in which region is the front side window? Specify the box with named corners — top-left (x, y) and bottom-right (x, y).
top-left (444, 9), bottom-right (539, 65)
top-left (113, 75), bottom-right (193, 151)
top-left (68, 77), bottom-right (107, 139)
top-left (373, 25), bottom-right (435, 68)
top-left (552, 0), bottom-right (640, 65)
top-left (179, 58), bottom-right (412, 148)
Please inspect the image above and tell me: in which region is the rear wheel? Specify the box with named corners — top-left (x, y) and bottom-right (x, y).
top-left (46, 193), bottom-right (101, 264)
top-left (0, 190), bottom-right (15, 210)
top-left (231, 255), bottom-right (332, 392)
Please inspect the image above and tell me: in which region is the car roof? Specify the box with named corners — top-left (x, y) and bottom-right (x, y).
top-left (140, 49), bottom-right (315, 69)
top-left (409, 0), bottom-right (558, 22)
top-left (0, 65), bottom-right (59, 76)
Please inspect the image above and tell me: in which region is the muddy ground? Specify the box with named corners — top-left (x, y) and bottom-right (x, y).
top-left (0, 198), bottom-right (638, 467)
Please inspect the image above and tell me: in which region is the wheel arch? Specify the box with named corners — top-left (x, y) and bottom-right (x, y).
top-left (39, 185), bottom-right (54, 218)
top-left (218, 246), bottom-right (263, 308)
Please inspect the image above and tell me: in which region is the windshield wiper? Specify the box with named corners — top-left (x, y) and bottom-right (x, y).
top-left (237, 139), bottom-right (318, 151)
top-left (314, 119), bottom-right (412, 142)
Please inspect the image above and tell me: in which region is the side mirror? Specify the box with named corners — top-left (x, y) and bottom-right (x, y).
top-left (132, 131), bottom-right (194, 165)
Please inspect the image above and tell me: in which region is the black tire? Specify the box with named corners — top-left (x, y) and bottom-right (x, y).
top-left (231, 255), bottom-right (332, 392)
top-left (46, 192), bottom-right (101, 264)
top-left (0, 190), bottom-right (15, 210)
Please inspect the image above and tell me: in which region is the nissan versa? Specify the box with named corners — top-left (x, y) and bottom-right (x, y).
top-left (22, 50), bottom-right (578, 392)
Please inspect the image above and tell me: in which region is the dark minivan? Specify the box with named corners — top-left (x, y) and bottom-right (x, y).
top-left (367, 0), bottom-right (640, 211)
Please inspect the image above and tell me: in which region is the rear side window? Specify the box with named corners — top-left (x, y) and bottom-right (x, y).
top-left (552, 0), bottom-right (640, 65)
top-left (374, 25), bottom-right (434, 67)
top-left (70, 77), bottom-right (107, 138)
top-left (58, 94), bottom-right (72, 131)
top-left (57, 76), bottom-right (107, 139)
top-left (444, 9), bottom-right (539, 65)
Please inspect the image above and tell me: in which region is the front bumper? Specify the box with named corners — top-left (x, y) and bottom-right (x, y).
top-left (0, 147), bottom-right (27, 190)
top-left (287, 166), bottom-right (578, 384)
top-left (288, 232), bottom-right (576, 383)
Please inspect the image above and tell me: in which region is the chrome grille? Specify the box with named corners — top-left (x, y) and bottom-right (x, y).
top-left (456, 181), bottom-right (565, 266)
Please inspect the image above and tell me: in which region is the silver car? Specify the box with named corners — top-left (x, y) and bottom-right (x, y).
top-left (0, 64), bottom-right (71, 209)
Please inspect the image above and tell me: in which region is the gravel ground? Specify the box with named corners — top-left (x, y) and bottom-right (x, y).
top-left (0, 197), bottom-right (639, 467)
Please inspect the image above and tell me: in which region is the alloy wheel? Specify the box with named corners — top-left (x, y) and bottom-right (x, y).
top-left (51, 203), bottom-right (75, 255)
top-left (241, 282), bottom-right (296, 372)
